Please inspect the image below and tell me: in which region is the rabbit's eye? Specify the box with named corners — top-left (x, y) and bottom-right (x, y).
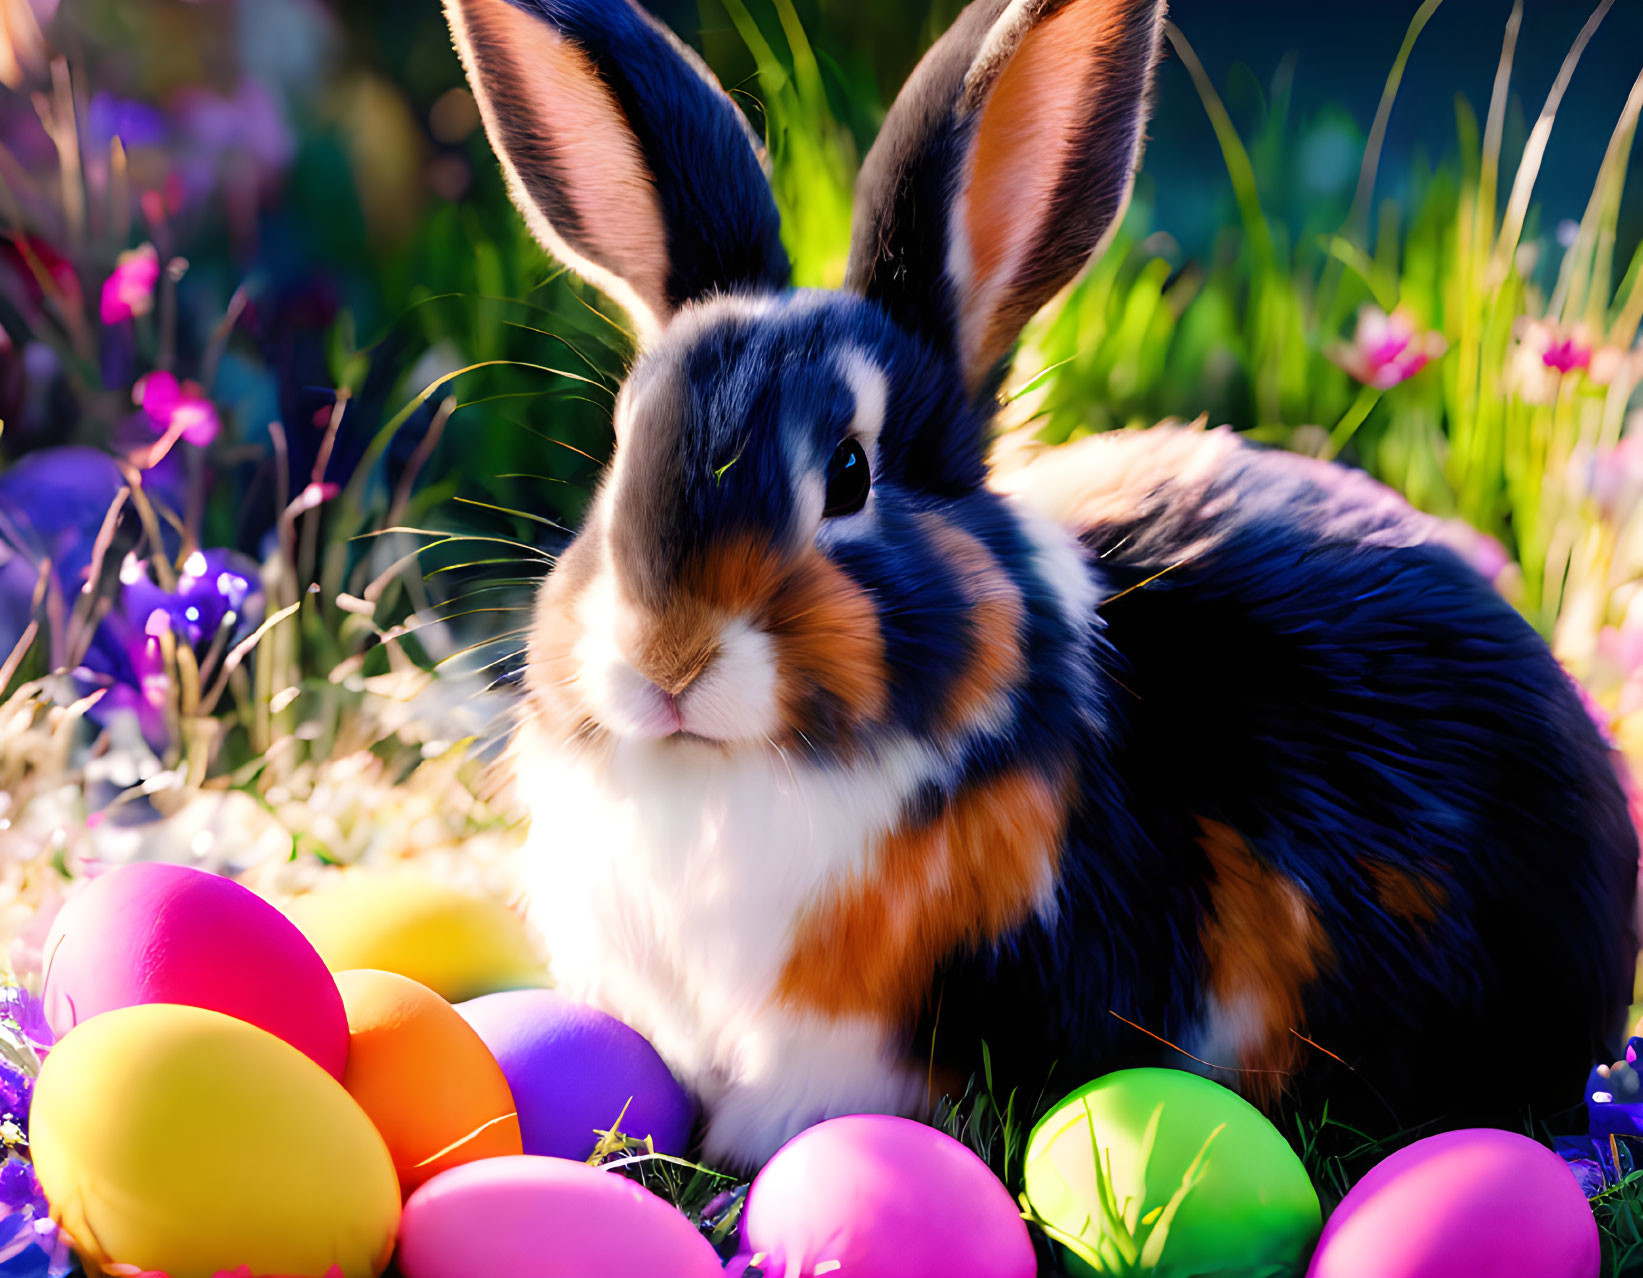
top-left (823, 438), bottom-right (870, 518)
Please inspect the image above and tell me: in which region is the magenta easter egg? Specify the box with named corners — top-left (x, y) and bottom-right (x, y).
top-left (397, 1155), bottom-right (722, 1278)
top-left (729, 1114), bottom-right (1036, 1278)
top-left (455, 989), bottom-right (693, 1159)
top-left (1307, 1128), bottom-right (1599, 1278)
top-left (43, 862), bottom-right (348, 1080)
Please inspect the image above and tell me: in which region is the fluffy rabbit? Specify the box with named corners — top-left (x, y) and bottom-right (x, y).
top-left (444, 0), bottom-right (1640, 1168)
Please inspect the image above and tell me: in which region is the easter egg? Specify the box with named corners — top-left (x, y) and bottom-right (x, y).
top-left (456, 989), bottom-right (692, 1159)
top-left (335, 969), bottom-right (523, 1195)
top-left (1306, 1128), bottom-right (1598, 1278)
top-left (1024, 1068), bottom-right (1319, 1277)
top-left (288, 871), bottom-right (545, 1003)
top-left (728, 1114), bottom-right (1036, 1278)
top-left (43, 861), bottom-right (348, 1079)
top-left (30, 1003), bottom-right (399, 1278)
top-left (397, 1155), bottom-right (722, 1278)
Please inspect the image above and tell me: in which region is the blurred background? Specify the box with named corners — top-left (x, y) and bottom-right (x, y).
top-left (2, 0), bottom-right (1638, 538)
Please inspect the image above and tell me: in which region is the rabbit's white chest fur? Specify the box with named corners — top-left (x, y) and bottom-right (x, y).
top-left (513, 723), bottom-right (942, 1164)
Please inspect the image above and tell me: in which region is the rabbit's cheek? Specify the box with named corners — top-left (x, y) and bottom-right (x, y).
top-left (767, 551), bottom-right (889, 745)
top-left (525, 539), bottom-right (608, 746)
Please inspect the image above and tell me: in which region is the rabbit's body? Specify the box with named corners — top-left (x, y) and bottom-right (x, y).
top-left (951, 425), bottom-right (1638, 1131)
top-left (447, 0), bottom-right (1640, 1168)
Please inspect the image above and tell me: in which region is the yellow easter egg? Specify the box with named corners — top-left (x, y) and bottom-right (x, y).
top-left (288, 871), bottom-right (546, 1003)
top-left (31, 1003), bottom-right (400, 1278)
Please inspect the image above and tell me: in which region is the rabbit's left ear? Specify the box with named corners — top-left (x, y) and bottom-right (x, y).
top-left (846, 0), bottom-right (1166, 396)
top-left (445, 0), bottom-right (790, 341)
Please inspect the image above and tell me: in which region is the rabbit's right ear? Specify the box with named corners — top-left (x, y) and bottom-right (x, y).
top-left (846, 0), bottom-right (1166, 398)
top-left (445, 0), bottom-right (790, 341)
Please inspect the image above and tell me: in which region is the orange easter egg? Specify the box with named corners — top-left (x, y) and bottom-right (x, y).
top-left (336, 968), bottom-right (523, 1196)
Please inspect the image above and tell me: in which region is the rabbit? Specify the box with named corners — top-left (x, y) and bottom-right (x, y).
top-left (444, 0), bottom-right (1640, 1169)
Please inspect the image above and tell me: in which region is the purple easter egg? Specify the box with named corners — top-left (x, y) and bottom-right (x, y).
top-left (728, 1114), bottom-right (1036, 1278)
top-left (398, 1155), bottom-right (722, 1278)
top-left (1307, 1128), bottom-right (1599, 1278)
top-left (455, 989), bottom-right (693, 1160)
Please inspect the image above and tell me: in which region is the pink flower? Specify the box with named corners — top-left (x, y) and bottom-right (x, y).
top-left (1591, 342), bottom-right (1643, 388)
top-left (1580, 436), bottom-right (1643, 524)
top-left (134, 370), bottom-right (220, 447)
top-left (99, 243), bottom-right (160, 324)
top-left (1573, 671), bottom-right (1617, 746)
top-left (1328, 305), bottom-right (1447, 390)
top-left (1594, 615), bottom-right (1643, 725)
top-left (1543, 333), bottom-right (1594, 375)
top-left (1509, 319), bottom-right (1604, 399)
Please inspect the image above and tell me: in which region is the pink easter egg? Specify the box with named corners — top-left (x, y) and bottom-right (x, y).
top-left (43, 862), bottom-right (348, 1080)
top-left (396, 1155), bottom-right (723, 1278)
top-left (728, 1114), bottom-right (1036, 1278)
top-left (1307, 1128), bottom-right (1599, 1278)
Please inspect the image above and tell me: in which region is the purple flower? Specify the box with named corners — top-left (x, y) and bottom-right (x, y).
top-left (0, 447), bottom-right (125, 554)
top-left (123, 549), bottom-right (262, 649)
top-left (0, 1160), bottom-right (39, 1215)
top-left (1328, 305), bottom-right (1447, 390)
top-left (1587, 1039), bottom-right (1643, 1140)
top-left (172, 79), bottom-right (294, 205)
top-left (0, 445), bottom-right (187, 649)
top-left (0, 988), bottom-right (66, 1278)
top-left (0, 1064), bottom-right (28, 1133)
top-left (0, 989), bottom-right (52, 1065)
top-left (1554, 1133), bottom-right (1621, 1198)
top-left (78, 549), bottom-right (264, 749)
top-left (85, 93), bottom-right (168, 153)
top-left (0, 447), bottom-right (134, 652)
top-left (99, 244), bottom-right (160, 325)
top-left (0, 1156), bottom-right (72, 1277)
top-left (1559, 1152), bottom-right (1608, 1198)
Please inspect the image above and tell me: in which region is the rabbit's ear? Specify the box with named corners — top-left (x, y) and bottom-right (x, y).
top-left (846, 0), bottom-right (1165, 395)
top-left (445, 0), bottom-right (790, 340)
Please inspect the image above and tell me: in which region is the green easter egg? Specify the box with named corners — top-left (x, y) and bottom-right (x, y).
top-left (1023, 1068), bottom-right (1320, 1277)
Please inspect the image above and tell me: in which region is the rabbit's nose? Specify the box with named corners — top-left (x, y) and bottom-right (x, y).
top-left (616, 611), bottom-right (720, 698)
top-left (639, 657), bottom-right (709, 699)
